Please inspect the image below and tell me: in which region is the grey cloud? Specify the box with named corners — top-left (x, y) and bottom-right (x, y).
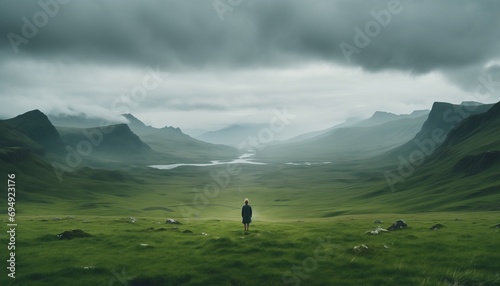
top-left (1, 0), bottom-right (500, 131)
top-left (1, 1), bottom-right (500, 86)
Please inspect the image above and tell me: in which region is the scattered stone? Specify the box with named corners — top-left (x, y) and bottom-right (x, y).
top-left (140, 244), bottom-right (149, 247)
top-left (366, 226), bottom-right (388, 235)
top-left (52, 217), bottom-right (61, 221)
top-left (146, 227), bottom-right (155, 232)
top-left (130, 217), bottom-right (137, 223)
top-left (182, 230), bottom-right (193, 234)
top-left (83, 266), bottom-right (95, 270)
top-left (201, 232), bottom-right (208, 236)
top-left (430, 224), bottom-right (445, 230)
top-left (66, 216), bottom-right (75, 220)
top-left (388, 219), bottom-right (407, 231)
top-left (383, 244), bottom-right (390, 249)
top-left (490, 223), bottom-right (500, 229)
top-left (166, 218), bottom-right (181, 224)
top-left (57, 229), bottom-right (92, 240)
top-left (374, 219), bottom-right (383, 224)
top-left (352, 244), bottom-right (369, 252)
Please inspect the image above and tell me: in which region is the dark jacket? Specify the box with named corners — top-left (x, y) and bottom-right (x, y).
top-left (242, 204), bottom-right (252, 224)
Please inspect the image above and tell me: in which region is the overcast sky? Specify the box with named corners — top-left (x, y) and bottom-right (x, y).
top-left (1, 0), bottom-right (499, 136)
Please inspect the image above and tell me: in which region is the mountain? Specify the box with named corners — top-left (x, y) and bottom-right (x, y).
top-left (55, 123), bottom-right (158, 167)
top-left (285, 110), bottom-right (429, 144)
top-left (257, 113), bottom-right (429, 162)
top-left (47, 113), bottom-right (124, 128)
top-left (285, 117), bottom-right (362, 143)
top-left (5, 110), bottom-right (65, 152)
top-left (0, 120), bottom-right (45, 156)
top-left (182, 128), bottom-right (208, 138)
top-left (197, 124), bottom-right (269, 147)
top-left (383, 102), bottom-right (494, 160)
top-left (380, 100), bottom-right (500, 211)
top-left (354, 110), bottom-right (429, 127)
top-left (122, 114), bottom-right (238, 162)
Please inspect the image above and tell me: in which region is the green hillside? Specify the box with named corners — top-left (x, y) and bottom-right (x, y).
top-left (0, 120), bottom-right (45, 155)
top-left (380, 101), bottom-right (500, 211)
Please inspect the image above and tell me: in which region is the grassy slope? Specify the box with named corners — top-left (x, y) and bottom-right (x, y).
top-left (377, 102), bottom-right (500, 212)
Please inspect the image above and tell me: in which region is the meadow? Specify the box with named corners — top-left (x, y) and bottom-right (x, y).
top-left (1, 163), bottom-right (499, 285)
top-left (1, 213), bottom-right (499, 285)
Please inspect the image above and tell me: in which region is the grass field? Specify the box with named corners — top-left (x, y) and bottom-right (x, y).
top-left (1, 213), bottom-right (499, 286)
top-left (1, 160), bottom-right (499, 285)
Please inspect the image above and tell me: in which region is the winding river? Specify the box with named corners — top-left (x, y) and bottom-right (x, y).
top-left (149, 153), bottom-right (266, 170)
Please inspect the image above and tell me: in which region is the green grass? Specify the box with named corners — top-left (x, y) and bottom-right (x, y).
top-left (1, 161), bottom-right (499, 285)
top-left (1, 213), bottom-right (499, 286)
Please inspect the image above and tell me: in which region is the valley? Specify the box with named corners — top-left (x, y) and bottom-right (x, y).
top-left (1, 101), bottom-right (499, 285)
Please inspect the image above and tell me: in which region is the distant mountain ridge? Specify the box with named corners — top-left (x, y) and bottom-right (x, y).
top-left (121, 114), bottom-right (238, 162)
top-left (284, 110), bottom-right (429, 144)
top-left (255, 109), bottom-right (430, 162)
top-left (197, 124), bottom-right (269, 147)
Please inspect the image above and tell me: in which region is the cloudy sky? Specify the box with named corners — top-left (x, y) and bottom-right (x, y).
top-left (1, 0), bottom-right (500, 136)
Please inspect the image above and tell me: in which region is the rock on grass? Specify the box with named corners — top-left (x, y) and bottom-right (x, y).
top-left (57, 229), bottom-right (92, 240)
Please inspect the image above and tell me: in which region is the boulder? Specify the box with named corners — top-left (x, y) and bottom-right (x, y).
top-left (388, 219), bottom-right (407, 231)
top-left (490, 223), bottom-right (500, 229)
top-left (430, 224), bottom-right (445, 230)
top-left (57, 229), bottom-right (92, 240)
top-left (366, 226), bottom-right (388, 235)
top-left (166, 218), bottom-right (181, 224)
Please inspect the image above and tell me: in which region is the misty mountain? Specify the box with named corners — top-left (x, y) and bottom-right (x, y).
top-left (56, 124), bottom-right (158, 166)
top-left (5, 110), bottom-right (65, 152)
top-left (197, 124), bottom-right (270, 148)
top-left (182, 128), bottom-right (208, 138)
top-left (48, 113), bottom-right (125, 129)
top-left (285, 117), bottom-right (363, 143)
top-left (285, 110), bottom-right (429, 144)
top-left (122, 114), bottom-right (238, 162)
top-left (354, 110), bottom-right (429, 127)
top-left (257, 112), bottom-right (429, 162)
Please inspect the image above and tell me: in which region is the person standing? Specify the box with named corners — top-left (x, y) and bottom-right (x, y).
top-left (242, 198), bottom-right (252, 232)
